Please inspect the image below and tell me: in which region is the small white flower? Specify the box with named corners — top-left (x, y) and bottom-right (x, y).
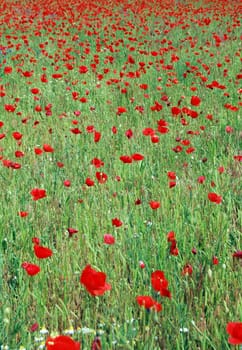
top-left (81, 327), bottom-right (95, 334)
top-left (34, 337), bottom-right (44, 343)
top-left (64, 327), bottom-right (75, 335)
top-left (207, 268), bottom-right (212, 279)
top-left (98, 323), bottom-right (105, 328)
top-left (37, 344), bottom-right (45, 350)
top-left (180, 327), bottom-right (189, 333)
top-left (39, 327), bottom-right (49, 335)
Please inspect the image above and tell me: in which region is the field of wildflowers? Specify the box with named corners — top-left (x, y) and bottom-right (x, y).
top-left (0, 0), bottom-right (241, 349)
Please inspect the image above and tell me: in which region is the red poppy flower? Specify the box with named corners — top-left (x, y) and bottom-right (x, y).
top-left (80, 265), bottom-right (111, 296)
top-left (15, 150), bottom-right (24, 158)
top-left (197, 176), bottom-right (205, 184)
top-left (150, 101), bottom-right (163, 111)
top-left (182, 264), bottom-right (193, 276)
top-left (151, 134), bottom-right (159, 143)
top-left (172, 145), bottom-right (183, 153)
top-left (80, 97), bottom-right (87, 103)
top-left (120, 155), bottom-right (133, 163)
top-left (41, 74), bottom-right (48, 83)
top-left (190, 96), bottom-right (201, 106)
top-left (136, 296), bottom-right (162, 312)
top-left (43, 144), bottom-right (54, 152)
top-left (12, 132), bottom-right (22, 140)
top-left (167, 171), bottom-right (176, 180)
top-left (149, 201), bottom-right (160, 210)
top-left (151, 270), bottom-right (171, 298)
top-left (167, 232), bottom-right (179, 256)
top-left (29, 322), bottom-right (39, 332)
top-left (167, 231), bottom-right (176, 242)
top-left (96, 172), bottom-right (108, 184)
top-left (233, 251), bottom-right (242, 259)
top-left (186, 147), bottom-right (195, 154)
top-left (35, 105), bottom-right (42, 112)
top-left (86, 125), bottom-right (95, 133)
top-left (225, 126), bottom-right (233, 133)
top-left (46, 335), bottom-right (80, 350)
top-left (142, 127), bottom-right (154, 136)
top-left (30, 188), bottom-right (46, 201)
top-left (85, 178), bottom-right (95, 187)
top-left (0, 85), bottom-right (6, 97)
top-left (91, 336), bottom-right (102, 350)
top-left (208, 192), bottom-right (222, 204)
top-left (103, 234), bottom-right (115, 245)
top-left (31, 88), bottom-right (40, 95)
top-left (2, 159), bottom-right (12, 167)
top-left (169, 181), bottom-right (176, 188)
top-left (67, 228), bottom-right (78, 237)
top-left (138, 260), bottom-right (145, 269)
top-left (32, 237), bottom-right (40, 245)
top-left (94, 131), bottom-right (101, 142)
top-left (234, 155), bottom-right (242, 162)
top-left (226, 322), bottom-right (242, 345)
top-left (21, 262), bottom-right (40, 276)
top-left (112, 126), bottom-right (117, 134)
top-left (79, 65), bottom-right (88, 74)
top-left (157, 119), bottom-right (169, 134)
top-left (139, 83), bottom-right (148, 90)
top-left (52, 74), bottom-right (63, 79)
top-left (18, 211), bottom-right (28, 217)
top-left (63, 180), bottom-right (71, 187)
top-left (34, 244), bottom-right (53, 259)
top-left (132, 153), bottom-right (144, 161)
top-left (112, 218), bottom-right (123, 227)
top-left (125, 129), bottom-right (133, 139)
top-left (34, 148), bottom-right (43, 155)
top-left (171, 106), bottom-right (181, 116)
top-left (22, 70), bottom-right (33, 77)
top-left (70, 128), bottom-right (82, 135)
top-left (10, 162), bottom-right (21, 170)
top-left (91, 158), bottom-right (104, 168)
top-left (4, 66), bottom-right (13, 74)
top-left (5, 104), bottom-right (16, 112)
top-left (116, 106), bottom-right (127, 115)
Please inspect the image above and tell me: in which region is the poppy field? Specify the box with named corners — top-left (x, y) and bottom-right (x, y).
top-left (0, 0), bottom-right (241, 348)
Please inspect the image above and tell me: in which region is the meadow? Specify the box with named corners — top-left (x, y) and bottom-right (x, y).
top-left (0, 0), bottom-right (241, 349)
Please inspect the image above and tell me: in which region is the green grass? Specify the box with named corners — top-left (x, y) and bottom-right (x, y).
top-left (0, 0), bottom-right (241, 349)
